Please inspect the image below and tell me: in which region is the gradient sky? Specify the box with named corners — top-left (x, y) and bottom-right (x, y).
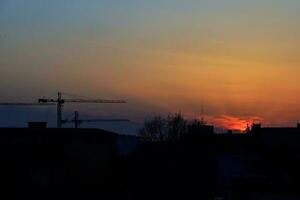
top-left (1, 0), bottom-right (300, 132)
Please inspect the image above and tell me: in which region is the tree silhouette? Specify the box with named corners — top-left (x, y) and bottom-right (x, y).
top-left (139, 116), bottom-right (166, 142)
top-left (139, 113), bottom-right (188, 142)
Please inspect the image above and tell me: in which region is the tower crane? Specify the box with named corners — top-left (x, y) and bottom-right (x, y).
top-left (38, 92), bottom-right (126, 128)
top-left (62, 111), bottom-right (130, 128)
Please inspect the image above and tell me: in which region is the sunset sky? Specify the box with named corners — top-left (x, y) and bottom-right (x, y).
top-left (1, 0), bottom-right (300, 132)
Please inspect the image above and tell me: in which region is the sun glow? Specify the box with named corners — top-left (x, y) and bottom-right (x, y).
top-left (205, 115), bottom-right (261, 132)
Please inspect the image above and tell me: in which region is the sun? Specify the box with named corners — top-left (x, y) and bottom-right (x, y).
top-left (206, 115), bottom-right (259, 132)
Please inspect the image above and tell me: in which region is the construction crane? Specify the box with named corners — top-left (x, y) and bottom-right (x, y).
top-left (38, 92), bottom-right (126, 128)
top-left (62, 111), bottom-right (130, 128)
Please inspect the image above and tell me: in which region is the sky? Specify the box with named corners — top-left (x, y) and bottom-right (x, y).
top-left (1, 0), bottom-right (300, 133)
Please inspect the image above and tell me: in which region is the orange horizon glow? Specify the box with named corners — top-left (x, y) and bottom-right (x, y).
top-left (203, 115), bottom-right (262, 132)
top-left (1, 1), bottom-right (300, 130)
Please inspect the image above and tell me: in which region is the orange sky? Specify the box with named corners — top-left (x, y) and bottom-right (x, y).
top-left (1, 1), bottom-right (300, 131)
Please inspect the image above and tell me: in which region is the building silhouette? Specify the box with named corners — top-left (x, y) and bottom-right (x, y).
top-left (1, 123), bottom-right (300, 199)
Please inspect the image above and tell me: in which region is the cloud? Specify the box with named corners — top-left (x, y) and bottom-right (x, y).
top-left (204, 115), bottom-right (263, 132)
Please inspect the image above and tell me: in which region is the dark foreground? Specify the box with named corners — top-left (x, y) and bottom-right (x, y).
top-left (1, 127), bottom-right (300, 200)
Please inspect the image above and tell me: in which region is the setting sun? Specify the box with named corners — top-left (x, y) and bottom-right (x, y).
top-left (204, 115), bottom-right (261, 132)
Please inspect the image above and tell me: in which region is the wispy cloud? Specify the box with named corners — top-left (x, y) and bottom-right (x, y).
top-left (204, 115), bottom-right (263, 131)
